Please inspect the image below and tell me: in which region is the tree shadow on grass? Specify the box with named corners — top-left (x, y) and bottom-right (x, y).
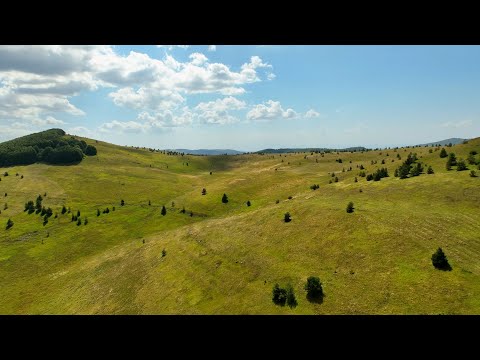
top-left (306, 293), bottom-right (325, 305)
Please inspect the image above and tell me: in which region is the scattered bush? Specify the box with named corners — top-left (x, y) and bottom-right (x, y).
top-left (77, 218), bottom-right (82, 226)
top-left (284, 212), bottom-right (291, 223)
top-left (202, 188), bottom-right (207, 195)
top-left (161, 205), bottom-right (167, 216)
top-left (61, 205), bottom-right (67, 214)
top-left (470, 170), bottom-right (477, 178)
top-left (366, 174), bottom-right (373, 181)
top-left (431, 247), bottom-right (452, 271)
top-left (427, 166), bottom-right (434, 174)
top-left (439, 148), bottom-right (448, 158)
top-left (97, 209), bottom-right (100, 216)
top-left (246, 200), bottom-right (251, 207)
top-left (310, 184), bottom-right (319, 190)
top-left (120, 199), bottom-right (125, 206)
top-left (162, 249), bottom-right (167, 257)
top-left (6, 218), bottom-right (13, 230)
top-left (334, 176), bottom-right (339, 182)
top-left (276, 200), bottom-right (280, 204)
top-left (85, 144), bottom-right (97, 156)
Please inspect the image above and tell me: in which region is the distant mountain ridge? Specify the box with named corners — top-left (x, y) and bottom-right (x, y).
top-left (416, 138), bottom-right (468, 147)
top-left (256, 146), bottom-right (367, 154)
top-left (173, 149), bottom-right (245, 155)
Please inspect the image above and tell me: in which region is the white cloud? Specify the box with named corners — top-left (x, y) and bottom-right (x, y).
top-left (267, 73), bottom-right (276, 80)
top-left (0, 46), bottom-right (276, 135)
top-left (440, 120), bottom-right (473, 128)
top-left (246, 100), bottom-right (297, 121)
top-left (305, 109), bottom-right (320, 118)
top-left (208, 45), bottom-right (217, 52)
top-left (156, 45), bottom-right (190, 50)
top-left (195, 96), bottom-right (246, 124)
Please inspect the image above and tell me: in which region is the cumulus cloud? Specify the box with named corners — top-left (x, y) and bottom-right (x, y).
top-left (440, 120), bottom-right (473, 128)
top-left (156, 45), bottom-right (190, 50)
top-left (305, 109), bottom-right (320, 118)
top-left (246, 100), bottom-right (297, 121)
top-left (0, 45), bottom-right (277, 135)
top-left (195, 96), bottom-right (246, 124)
top-left (208, 45), bottom-right (217, 52)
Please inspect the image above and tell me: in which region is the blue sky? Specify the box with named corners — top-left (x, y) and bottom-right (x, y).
top-left (0, 45), bottom-right (479, 151)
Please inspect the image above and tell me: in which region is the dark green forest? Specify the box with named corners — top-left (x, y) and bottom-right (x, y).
top-left (0, 129), bottom-right (97, 167)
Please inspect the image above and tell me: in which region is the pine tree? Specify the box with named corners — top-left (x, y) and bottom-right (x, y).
top-left (202, 188), bottom-right (207, 195)
top-left (120, 199), bottom-right (125, 206)
top-left (431, 247), bottom-right (451, 271)
top-left (354, 177), bottom-right (358, 183)
top-left (148, 200), bottom-right (151, 206)
top-left (439, 148), bottom-right (448, 158)
top-left (246, 200), bottom-right (251, 207)
top-left (286, 284), bottom-right (298, 308)
top-left (272, 284), bottom-right (287, 306)
top-left (222, 193), bottom-right (228, 203)
top-left (6, 218), bottom-right (14, 230)
top-left (305, 276), bottom-right (323, 301)
top-left (447, 153), bottom-right (457, 167)
top-left (161, 205), bottom-right (167, 216)
top-left (61, 205), bottom-right (67, 214)
top-left (84, 218), bottom-right (88, 225)
top-left (284, 212), bottom-right (291, 222)
top-left (346, 201), bottom-right (354, 213)
top-left (427, 166), bottom-right (434, 174)
top-left (97, 209), bottom-right (100, 216)
top-left (77, 210), bottom-right (80, 217)
top-left (456, 159), bottom-right (468, 171)
top-left (77, 218), bottom-right (81, 226)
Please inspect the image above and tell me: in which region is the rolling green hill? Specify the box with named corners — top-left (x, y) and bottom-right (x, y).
top-left (0, 131), bottom-right (479, 314)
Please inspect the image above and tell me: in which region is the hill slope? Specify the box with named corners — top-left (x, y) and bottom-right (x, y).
top-left (0, 135), bottom-right (479, 314)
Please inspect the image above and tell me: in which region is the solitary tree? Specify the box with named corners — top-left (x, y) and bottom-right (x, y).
top-left (6, 218), bottom-right (13, 230)
top-left (427, 166), bottom-right (434, 174)
top-left (272, 284), bottom-right (287, 306)
top-left (286, 284), bottom-right (298, 308)
top-left (148, 200), bottom-right (151, 206)
top-left (354, 177), bottom-right (358, 183)
top-left (346, 201), bottom-right (354, 213)
top-left (61, 205), bottom-right (67, 214)
top-left (431, 247), bottom-right (452, 271)
top-left (202, 188), bottom-right (207, 195)
top-left (246, 200), bottom-right (251, 207)
top-left (456, 159), bottom-right (468, 171)
top-left (222, 193), bottom-right (229, 203)
top-left (84, 218), bottom-right (88, 225)
top-left (121, 199), bottom-right (125, 206)
top-left (439, 148), bottom-right (448, 158)
top-left (284, 212), bottom-right (291, 223)
top-left (447, 153), bottom-right (457, 167)
top-left (470, 170), bottom-right (477, 177)
top-left (305, 276), bottom-right (323, 301)
top-left (77, 218), bottom-right (82, 226)
top-left (162, 249), bottom-right (167, 257)
top-left (161, 205), bottom-right (167, 216)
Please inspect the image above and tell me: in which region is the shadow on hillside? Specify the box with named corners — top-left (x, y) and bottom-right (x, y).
top-left (435, 263), bottom-right (453, 271)
top-left (40, 160), bottom-right (83, 166)
top-left (306, 293), bottom-right (325, 305)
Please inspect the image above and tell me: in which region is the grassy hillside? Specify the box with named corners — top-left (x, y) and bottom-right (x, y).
top-left (1, 134), bottom-right (479, 314)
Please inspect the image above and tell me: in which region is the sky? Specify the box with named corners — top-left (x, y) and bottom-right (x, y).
top-left (0, 45), bottom-right (479, 151)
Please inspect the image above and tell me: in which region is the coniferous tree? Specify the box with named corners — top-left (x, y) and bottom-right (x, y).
top-left (284, 212), bottom-right (291, 222)
top-left (84, 218), bottom-right (88, 225)
top-left (148, 200), bottom-right (151, 206)
top-left (427, 166), bottom-right (434, 174)
top-left (6, 218), bottom-right (14, 230)
top-left (97, 209), bottom-right (100, 216)
top-left (447, 153), bottom-right (457, 167)
top-left (61, 205), bottom-right (67, 214)
top-left (467, 153), bottom-right (476, 165)
top-left (202, 188), bottom-right (207, 195)
top-left (272, 284), bottom-right (287, 306)
top-left (456, 159), bottom-right (468, 171)
top-left (346, 201), bottom-right (354, 213)
top-left (222, 193), bottom-right (228, 203)
top-left (161, 205), bottom-right (167, 216)
top-left (121, 199), bottom-right (125, 206)
top-left (470, 170), bottom-right (477, 177)
top-left (439, 148), bottom-right (448, 158)
top-left (77, 210), bottom-right (80, 217)
top-left (77, 218), bottom-right (82, 226)
top-left (246, 200), bottom-right (251, 207)
top-left (431, 247), bottom-right (451, 270)
top-left (286, 284), bottom-right (298, 308)
top-left (334, 176), bottom-right (339, 182)
top-left (354, 177), bottom-right (358, 183)
top-left (305, 276), bottom-right (323, 301)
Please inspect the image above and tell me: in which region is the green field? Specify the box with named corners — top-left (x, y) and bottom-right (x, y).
top-left (1, 135), bottom-right (479, 314)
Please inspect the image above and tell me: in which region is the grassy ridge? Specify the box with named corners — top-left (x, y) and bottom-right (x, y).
top-left (0, 136), bottom-right (479, 314)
